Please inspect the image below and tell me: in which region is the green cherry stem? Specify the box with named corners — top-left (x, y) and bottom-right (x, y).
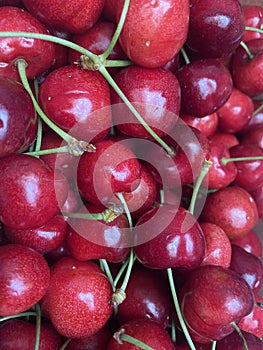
top-left (59, 338), bottom-right (72, 350)
top-left (188, 159), bottom-right (213, 216)
top-left (113, 254), bottom-right (137, 288)
top-left (34, 303), bottom-right (41, 350)
top-left (231, 322), bottom-right (248, 350)
top-left (100, 259), bottom-right (115, 291)
top-left (167, 268), bottom-right (196, 350)
top-left (114, 329), bottom-right (154, 350)
top-left (26, 146), bottom-right (69, 156)
top-left (245, 26), bottom-right (263, 34)
top-left (253, 102), bottom-right (263, 115)
top-left (104, 59), bottom-right (134, 67)
top-left (240, 40), bottom-right (254, 60)
top-left (33, 78), bottom-right (43, 154)
top-left (99, 65), bottom-right (175, 156)
top-left (99, 0), bottom-right (131, 61)
top-left (0, 312), bottom-right (37, 322)
top-left (180, 46), bottom-right (190, 65)
top-left (221, 156), bottom-right (263, 166)
top-left (211, 341), bottom-right (217, 350)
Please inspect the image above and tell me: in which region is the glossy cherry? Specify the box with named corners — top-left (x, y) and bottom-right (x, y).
top-left (0, 243), bottom-right (50, 316)
top-left (242, 5), bottom-right (263, 42)
top-left (239, 303), bottom-right (263, 339)
top-left (209, 131), bottom-right (239, 149)
top-left (180, 112), bottom-right (218, 138)
top-left (231, 230), bottom-right (262, 258)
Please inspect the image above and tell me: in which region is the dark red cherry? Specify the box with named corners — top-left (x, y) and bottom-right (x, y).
top-left (0, 76), bottom-right (37, 157)
top-left (77, 138), bottom-right (141, 206)
top-left (240, 101), bottom-right (263, 135)
top-left (175, 58), bottom-right (233, 117)
top-left (23, 0), bottom-right (105, 34)
top-left (65, 326), bottom-right (112, 350)
top-left (116, 268), bottom-right (172, 328)
top-left (231, 230), bottom-right (262, 258)
top-left (186, 0), bottom-right (245, 58)
top-left (242, 5), bottom-right (263, 42)
top-left (134, 205), bottom-right (206, 269)
top-left (251, 185), bottom-right (263, 218)
top-left (209, 131), bottom-right (239, 149)
top-left (180, 112), bottom-right (218, 137)
top-left (0, 153), bottom-right (68, 230)
top-left (3, 214), bottom-right (68, 254)
top-left (216, 330), bottom-right (263, 349)
top-left (242, 126), bottom-right (263, 150)
top-left (239, 303), bottom-right (263, 339)
top-left (111, 66), bottom-right (181, 138)
top-left (39, 65), bottom-right (112, 143)
top-left (201, 186), bottom-right (259, 239)
top-left (0, 6), bottom-right (55, 80)
top-left (107, 319), bottom-right (176, 350)
top-left (103, 0), bottom-right (118, 22)
top-left (0, 319), bottom-right (63, 350)
top-left (179, 265), bottom-right (254, 342)
top-left (41, 257), bottom-right (113, 338)
top-left (0, 244), bottom-right (50, 316)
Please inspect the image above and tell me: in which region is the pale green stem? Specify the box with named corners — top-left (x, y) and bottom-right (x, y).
top-left (34, 304), bottom-right (41, 350)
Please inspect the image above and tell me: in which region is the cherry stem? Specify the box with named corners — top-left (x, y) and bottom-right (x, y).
top-left (98, 64), bottom-right (175, 156)
top-left (59, 338), bottom-right (72, 350)
top-left (26, 146), bottom-right (69, 156)
top-left (34, 303), bottom-right (41, 350)
top-left (221, 156), bottom-right (263, 165)
top-left (253, 102), bottom-right (263, 115)
top-left (180, 47), bottom-right (190, 64)
top-left (211, 341), bottom-right (217, 350)
top-left (167, 268), bottom-right (196, 350)
top-left (114, 329), bottom-right (154, 350)
top-left (100, 259), bottom-right (115, 291)
top-left (245, 26), bottom-right (263, 34)
top-left (240, 40), bottom-right (254, 60)
top-left (0, 312), bottom-right (37, 322)
top-left (33, 79), bottom-right (43, 154)
top-left (231, 322), bottom-right (248, 350)
top-left (113, 254), bottom-right (137, 288)
top-left (188, 159), bottom-right (212, 216)
top-left (99, 0), bottom-right (130, 61)
top-left (171, 316), bottom-right (176, 343)
top-left (104, 59), bottom-right (134, 67)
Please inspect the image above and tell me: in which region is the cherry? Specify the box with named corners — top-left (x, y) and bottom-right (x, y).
top-left (242, 5), bottom-right (263, 42)
top-left (111, 65), bottom-right (181, 139)
top-left (178, 264), bottom-right (254, 343)
top-left (229, 143), bottom-right (263, 191)
top-left (39, 65), bottom-right (112, 143)
top-left (250, 185), bottom-right (263, 218)
top-left (0, 243), bottom-right (50, 316)
top-left (239, 303), bottom-right (263, 339)
top-left (200, 222), bottom-right (232, 268)
top-left (232, 38), bottom-right (263, 97)
top-left (200, 185), bottom-right (259, 239)
top-left (239, 101), bottom-right (263, 135)
top-left (180, 112), bottom-right (218, 138)
top-left (107, 319), bottom-right (176, 349)
top-left (116, 268), bottom-right (172, 328)
top-left (242, 125), bottom-right (263, 149)
top-left (0, 6), bottom-right (55, 80)
top-left (0, 153), bottom-right (68, 230)
top-left (0, 75), bottom-right (37, 157)
top-left (134, 205), bottom-right (206, 270)
top-left (3, 214), bottom-right (68, 254)
top-left (216, 330), bottom-right (263, 349)
top-left (209, 131), bottom-right (239, 149)
top-left (77, 138), bottom-right (141, 206)
top-left (186, 0), bottom-right (245, 58)
top-left (230, 244), bottom-right (263, 293)
top-left (23, 0), bottom-right (105, 34)
top-left (41, 257), bottom-right (113, 338)
top-left (116, 0), bottom-right (189, 68)
top-left (216, 87), bottom-right (254, 133)
top-left (231, 230), bottom-right (262, 258)
top-left (175, 58), bottom-right (233, 117)
top-left (0, 319), bottom-right (64, 350)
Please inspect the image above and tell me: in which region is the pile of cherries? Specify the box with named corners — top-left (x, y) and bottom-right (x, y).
top-left (1, 0), bottom-right (263, 349)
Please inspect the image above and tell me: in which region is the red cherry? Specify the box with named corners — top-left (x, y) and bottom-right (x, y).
top-left (0, 76), bottom-right (37, 157)
top-left (216, 329), bottom-right (263, 349)
top-left (116, 0), bottom-right (189, 68)
top-left (242, 5), bottom-right (263, 42)
top-left (239, 303), bottom-right (263, 339)
top-left (41, 257), bottom-right (113, 338)
top-left (201, 186), bottom-right (259, 239)
top-left (209, 131), bottom-right (239, 149)
top-left (111, 66), bottom-right (181, 138)
top-left (0, 319), bottom-right (63, 350)
top-left (251, 185), bottom-right (263, 218)
top-left (23, 0), bottom-right (104, 34)
top-left (65, 326), bottom-right (112, 350)
top-left (39, 65), bottom-right (112, 143)
top-left (180, 112), bottom-right (218, 138)
top-left (0, 6), bottom-right (55, 80)
top-left (231, 230), bottom-right (262, 258)
top-left (242, 126), bottom-right (263, 150)
top-left (0, 153), bottom-right (68, 230)
top-left (0, 244), bottom-right (50, 316)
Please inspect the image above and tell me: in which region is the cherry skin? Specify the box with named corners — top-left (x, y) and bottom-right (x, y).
top-left (216, 87), bottom-right (254, 133)
top-left (0, 153), bottom-right (68, 230)
top-left (242, 5), bottom-right (263, 42)
top-left (175, 58), bottom-right (233, 117)
top-left (0, 76), bottom-right (37, 157)
top-left (0, 244), bottom-right (50, 316)
top-left (134, 205), bottom-right (206, 270)
top-left (0, 319), bottom-right (64, 350)
top-left (40, 257), bottom-right (113, 338)
top-left (239, 303), bottom-right (263, 339)
top-left (231, 230), bottom-right (262, 258)
top-left (178, 264), bottom-right (254, 343)
top-left (209, 131), bottom-right (239, 149)
top-left (200, 222), bottom-right (232, 268)
top-left (186, 0), bottom-right (245, 58)
top-left (239, 101), bottom-right (263, 135)
top-left (65, 326), bottom-right (112, 350)
top-left (103, 0), bottom-right (118, 22)
top-left (180, 112), bottom-right (218, 138)
top-left (229, 143), bottom-right (263, 191)
top-left (0, 6), bottom-right (55, 81)
top-left (116, 0), bottom-right (189, 68)
top-left (111, 66), bottom-right (181, 138)
top-left (232, 38), bottom-right (263, 97)
top-left (200, 185), bottom-right (259, 239)
top-left (77, 138), bottom-right (141, 206)
top-left (215, 330), bottom-right (263, 349)
top-left (116, 268), bottom-right (172, 328)
top-left (242, 125), bottom-right (263, 150)
top-left (250, 185), bottom-right (263, 218)
top-left (230, 244), bottom-right (263, 293)
top-left (23, 0), bottom-right (105, 34)
top-left (3, 214), bottom-right (68, 254)
top-left (107, 319), bottom-right (176, 350)
top-left (39, 65), bottom-right (112, 143)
